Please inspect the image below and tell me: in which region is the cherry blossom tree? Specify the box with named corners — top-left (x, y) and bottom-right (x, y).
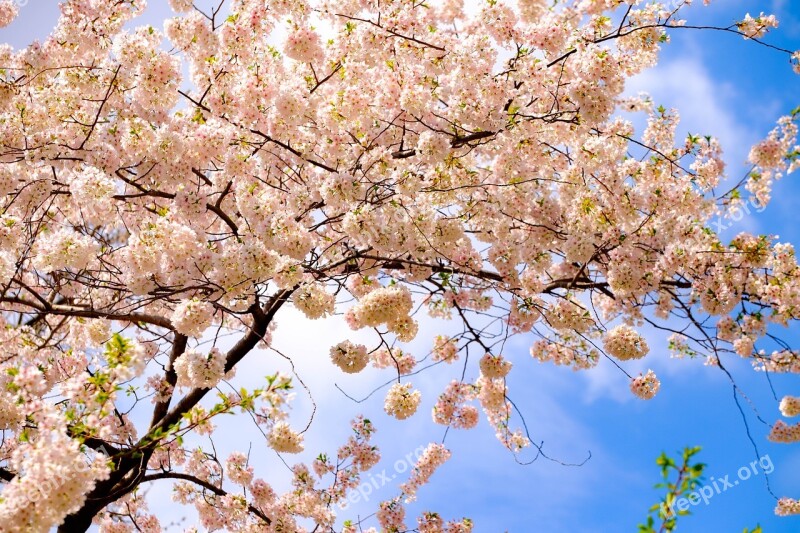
top-left (0, 0), bottom-right (798, 531)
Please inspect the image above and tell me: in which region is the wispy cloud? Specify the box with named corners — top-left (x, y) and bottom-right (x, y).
top-left (628, 57), bottom-right (753, 171)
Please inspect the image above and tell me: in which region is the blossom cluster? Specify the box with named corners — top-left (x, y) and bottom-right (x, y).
top-left (0, 420), bottom-right (110, 530)
top-left (604, 325), bottom-right (650, 361)
top-left (780, 396), bottom-right (800, 418)
top-left (432, 335), bottom-right (459, 364)
top-left (330, 340), bottom-right (369, 373)
top-left (284, 27), bottom-right (324, 63)
top-left (294, 282), bottom-right (335, 319)
top-left (346, 286), bottom-right (419, 342)
top-left (174, 348), bottom-right (227, 389)
top-left (267, 422), bottom-right (305, 454)
top-left (737, 12), bottom-right (779, 39)
top-left (371, 347), bottom-right (417, 375)
top-left (417, 513), bottom-right (474, 533)
top-left (171, 299), bottom-right (215, 338)
top-left (433, 381), bottom-right (479, 429)
top-left (0, 0), bottom-right (17, 28)
top-left (768, 420), bottom-right (800, 443)
top-left (400, 443), bottom-right (452, 502)
top-left (478, 353), bottom-right (512, 379)
top-left (384, 382), bottom-right (422, 420)
top-left (776, 497), bottom-right (800, 516)
top-left (377, 498), bottom-right (406, 532)
top-left (630, 370), bottom-right (661, 400)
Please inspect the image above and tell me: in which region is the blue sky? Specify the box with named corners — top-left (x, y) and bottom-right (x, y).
top-left (2, 1), bottom-right (800, 532)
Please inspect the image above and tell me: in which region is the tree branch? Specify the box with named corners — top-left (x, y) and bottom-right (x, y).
top-left (141, 472), bottom-right (271, 525)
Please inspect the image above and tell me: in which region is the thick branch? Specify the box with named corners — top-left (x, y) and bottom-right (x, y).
top-left (0, 296), bottom-right (174, 330)
top-left (392, 130), bottom-right (498, 159)
top-left (149, 333), bottom-right (188, 427)
top-left (141, 472), bottom-right (271, 525)
top-left (0, 467), bottom-right (15, 482)
top-left (58, 290), bottom-right (294, 531)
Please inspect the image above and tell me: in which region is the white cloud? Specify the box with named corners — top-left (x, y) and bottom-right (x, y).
top-left (624, 54), bottom-right (782, 241)
top-left (628, 57), bottom-right (753, 173)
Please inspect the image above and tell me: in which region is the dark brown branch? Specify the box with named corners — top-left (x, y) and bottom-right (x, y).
top-left (391, 130), bottom-right (498, 159)
top-left (141, 472), bottom-right (271, 525)
top-left (0, 467), bottom-right (15, 482)
top-left (252, 131), bottom-right (338, 173)
top-left (58, 289), bottom-right (295, 531)
top-left (149, 334), bottom-right (188, 427)
top-left (0, 296), bottom-right (174, 330)
top-left (73, 65), bottom-right (120, 151)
